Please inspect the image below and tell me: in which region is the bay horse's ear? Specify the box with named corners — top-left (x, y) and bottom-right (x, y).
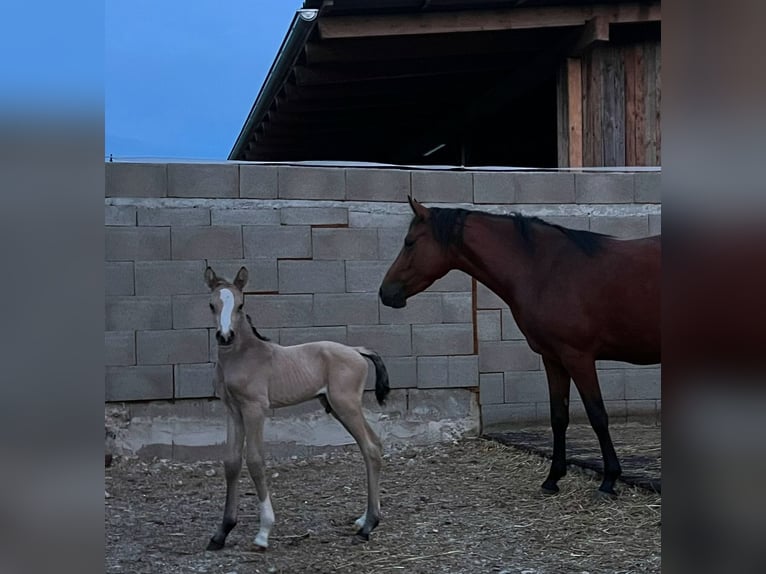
top-left (204, 266), bottom-right (218, 290)
top-left (407, 196), bottom-right (429, 220)
top-left (233, 266), bottom-right (249, 290)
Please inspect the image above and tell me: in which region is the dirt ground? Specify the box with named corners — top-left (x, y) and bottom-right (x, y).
top-left (105, 425), bottom-right (661, 574)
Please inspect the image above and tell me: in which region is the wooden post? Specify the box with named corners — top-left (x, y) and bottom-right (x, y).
top-left (567, 58), bottom-right (583, 168)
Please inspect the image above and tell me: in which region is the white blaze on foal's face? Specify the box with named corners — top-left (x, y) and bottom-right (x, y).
top-left (218, 288), bottom-right (235, 336)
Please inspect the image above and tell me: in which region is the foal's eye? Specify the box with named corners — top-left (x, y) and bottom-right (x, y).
top-left (404, 237), bottom-right (415, 248)
top-left (238, 304), bottom-right (244, 311)
top-left (208, 303), bottom-right (215, 311)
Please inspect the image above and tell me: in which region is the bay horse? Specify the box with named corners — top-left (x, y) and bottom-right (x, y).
top-left (204, 266), bottom-right (390, 550)
top-left (379, 197), bottom-right (660, 496)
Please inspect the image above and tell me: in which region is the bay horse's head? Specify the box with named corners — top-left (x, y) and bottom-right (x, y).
top-left (204, 266), bottom-right (248, 346)
top-left (379, 197), bottom-right (454, 308)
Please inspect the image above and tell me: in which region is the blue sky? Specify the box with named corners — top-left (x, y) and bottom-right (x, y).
top-left (106, 1), bottom-right (303, 160)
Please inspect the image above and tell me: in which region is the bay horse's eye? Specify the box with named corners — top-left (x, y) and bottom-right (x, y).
top-left (404, 237), bottom-right (415, 248)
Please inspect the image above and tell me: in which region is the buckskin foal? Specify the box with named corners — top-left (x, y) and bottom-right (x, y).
top-left (204, 266), bottom-right (390, 550)
top-left (379, 198), bottom-right (660, 496)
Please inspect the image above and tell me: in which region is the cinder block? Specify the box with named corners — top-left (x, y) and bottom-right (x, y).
top-left (105, 331), bottom-right (135, 366)
top-left (243, 226), bottom-right (311, 259)
top-left (345, 261), bottom-right (389, 293)
top-left (280, 207), bottom-right (348, 226)
top-left (474, 172), bottom-right (575, 204)
top-left (417, 356), bottom-right (447, 388)
top-left (624, 368), bottom-right (661, 400)
top-left (411, 171), bottom-right (472, 203)
top-left (575, 173), bottom-right (634, 203)
top-left (136, 329), bottom-right (209, 365)
top-left (240, 165), bottom-right (278, 199)
top-left (635, 171), bottom-right (661, 203)
top-left (596, 369), bottom-right (626, 401)
top-left (346, 168), bottom-right (410, 201)
top-left (106, 365), bottom-right (173, 401)
top-left (412, 324), bottom-right (473, 355)
top-left (106, 227), bottom-right (170, 261)
top-left (135, 261), bottom-right (207, 295)
top-left (168, 164), bottom-right (238, 198)
top-left (590, 216), bottom-right (649, 239)
top-left (106, 296), bottom-right (171, 330)
top-left (480, 373), bottom-right (504, 404)
top-left (106, 262), bottom-right (134, 296)
top-left (245, 294), bottom-right (313, 328)
top-left (482, 403), bottom-right (540, 428)
top-left (449, 355), bottom-right (478, 387)
top-left (105, 205), bottom-right (136, 226)
top-left (477, 310), bottom-right (501, 341)
top-left (278, 260), bottom-right (345, 293)
top-left (313, 228), bottom-right (378, 260)
top-left (442, 292), bottom-right (472, 323)
top-left (314, 294), bottom-right (379, 326)
top-left (479, 341), bottom-right (539, 372)
top-left (206, 259), bottom-right (278, 293)
top-left (137, 207), bottom-right (210, 226)
top-left (503, 371), bottom-right (548, 403)
top-left (596, 360), bottom-right (656, 370)
top-left (408, 388), bottom-right (474, 419)
top-left (626, 399), bottom-right (658, 422)
top-left (211, 208), bottom-right (280, 226)
top-left (278, 166), bottom-right (345, 199)
top-left (501, 309), bottom-right (524, 340)
top-left (174, 363), bottom-right (216, 398)
top-left (172, 294), bottom-right (215, 329)
top-left (171, 226), bottom-right (243, 260)
top-left (106, 163), bottom-right (167, 198)
top-left (349, 211), bottom-right (413, 228)
top-left (649, 214), bottom-right (661, 235)
top-left (347, 325), bottom-right (411, 356)
top-left (372, 356), bottom-right (416, 389)
top-left (279, 326), bottom-right (347, 346)
top-left (376, 227), bottom-right (409, 260)
top-left (540, 215), bottom-right (590, 231)
top-left (426, 270), bottom-right (472, 292)
top-left (476, 282), bottom-right (505, 309)
top-left (379, 293), bottom-right (443, 325)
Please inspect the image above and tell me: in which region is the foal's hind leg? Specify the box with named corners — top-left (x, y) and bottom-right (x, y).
top-left (541, 357), bottom-right (571, 494)
top-left (326, 393), bottom-right (383, 541)
top-left (208, 407), bottom-right (245, 550)
top-left (567, 360), bottom-right (621, 496)
top-left (241, 405), bottom-right (274, 549)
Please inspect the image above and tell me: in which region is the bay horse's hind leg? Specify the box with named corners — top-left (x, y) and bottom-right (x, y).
top-left (208, 407), bottom-right (245, 551)
top-left (568, 359), bottom-right (621, 496)
top-left (541, 357), bottom-right (571, 494)
top-left (326, 391), bottom-right (383, 541)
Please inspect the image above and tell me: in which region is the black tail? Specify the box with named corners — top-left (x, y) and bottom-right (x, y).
top-left (359, 350), bottom-right (390, 405)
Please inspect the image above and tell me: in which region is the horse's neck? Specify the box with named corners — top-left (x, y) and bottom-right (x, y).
top-left (454, 214), bottom-right (534, 305)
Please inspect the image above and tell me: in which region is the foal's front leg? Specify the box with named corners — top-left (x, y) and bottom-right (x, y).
top-left (208, 407), bottom-right (245, 550)
top-left (242, 405), bottom-right (274, 549)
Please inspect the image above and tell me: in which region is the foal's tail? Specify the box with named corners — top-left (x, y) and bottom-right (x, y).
top-left (356, 348), bottom-right (390, 405)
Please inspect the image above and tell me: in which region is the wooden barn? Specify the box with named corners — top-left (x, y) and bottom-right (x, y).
top-left (230, 0), bottom-right (660, 168)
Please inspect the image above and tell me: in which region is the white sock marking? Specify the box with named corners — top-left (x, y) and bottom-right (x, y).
top-left (219, 289), bottom-right (234, 335)
top-left (254, 495), bottom-right (274, 548)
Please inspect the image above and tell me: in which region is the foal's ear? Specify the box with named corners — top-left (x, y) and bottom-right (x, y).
top-left (204, 266), bottom-right (218, 290)
top-left (233, 266), bottom-right (249, 290)
top-left (407, 196), bottom-right (429, 220)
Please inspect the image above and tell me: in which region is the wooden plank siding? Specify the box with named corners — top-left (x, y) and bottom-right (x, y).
top-left (557, 39), bottom-right (660, 167)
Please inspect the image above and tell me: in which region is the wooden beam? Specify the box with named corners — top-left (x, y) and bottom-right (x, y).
top-left (570, 16), bottom-right (610, 56)
top-left (318, 2), bottom-right (661, 39)
top-left (567, 58), bottom-right (583, 168)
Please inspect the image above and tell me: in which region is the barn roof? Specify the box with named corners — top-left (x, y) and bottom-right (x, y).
top-left (230, 0), bottom-right (660, 164)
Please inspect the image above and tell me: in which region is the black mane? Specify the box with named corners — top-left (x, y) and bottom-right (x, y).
top-left (425, 207), bottom-right (608, 256)
top-left (245, 314), bottom-right (271, 342)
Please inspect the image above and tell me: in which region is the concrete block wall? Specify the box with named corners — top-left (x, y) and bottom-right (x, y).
top-left (106, 163), bottom-right (661, 432)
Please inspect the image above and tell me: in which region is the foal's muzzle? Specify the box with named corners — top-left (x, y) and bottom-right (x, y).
top-left (216, 331), bottom-right (235, 346)
top-left (379, 282), bottom-right (407, 309)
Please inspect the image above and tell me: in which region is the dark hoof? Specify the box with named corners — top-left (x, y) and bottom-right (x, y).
top-left (540, 481), bottom-right (559, 495)
top-left (353, 530), bottom-right (370, 544)
top-left (251, 544), bottom-right (268, 552)
top-left (206, 538), bottom-right (225, 551)
top-left (594, 488), bottom-right (618, 500)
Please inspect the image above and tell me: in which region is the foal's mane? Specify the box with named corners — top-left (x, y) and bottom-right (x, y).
top-left (245, 314), bottom-right (271, 342)
top-left (424, 207), bottom-right (608, 256)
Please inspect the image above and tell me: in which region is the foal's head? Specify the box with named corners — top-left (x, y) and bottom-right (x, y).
top-left (379, 197), bottom-right (455, 308)
top-left (204, 266), bottom-right (248, 346)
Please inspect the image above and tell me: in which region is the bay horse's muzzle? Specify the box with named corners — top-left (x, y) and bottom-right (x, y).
top-left (379, 282), bottom-right (407, 309)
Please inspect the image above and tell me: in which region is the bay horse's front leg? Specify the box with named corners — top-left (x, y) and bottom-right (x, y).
top-left (541, 357), bottom-right (571, 494)
top-left (207, 407), bottom-right (245, 550)
top-left (568, 360), bottom-right (622, 496)
top-left (242, 405), bottom-right (274, 550)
